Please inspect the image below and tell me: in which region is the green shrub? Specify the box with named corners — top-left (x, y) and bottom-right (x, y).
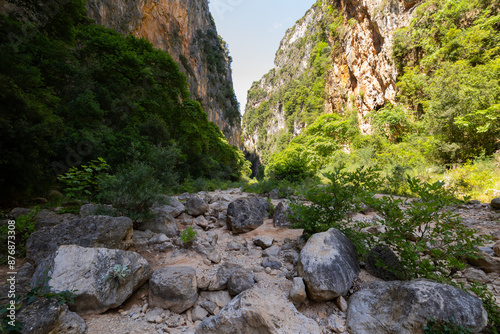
top-left (180, 226), bottom-right (196, 246)
top-left (424, 317), bottom-right (473, 334)
top-left (57, 158), bottom-right (110, 200)
top-left (288, 165), bottom-right (381, 255)
top-left (98, 161), bottom-right (163, 221)
top-left (0, 207), bottom-right (39, 263)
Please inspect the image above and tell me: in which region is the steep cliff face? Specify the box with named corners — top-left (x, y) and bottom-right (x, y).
top-left (86, 0), bottom-right (241, 146)
top-left (242, 0), bottom-right (419, 167)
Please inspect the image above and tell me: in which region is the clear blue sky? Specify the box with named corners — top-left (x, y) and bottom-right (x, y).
top-left (209, 0), bottom-right (316, 115)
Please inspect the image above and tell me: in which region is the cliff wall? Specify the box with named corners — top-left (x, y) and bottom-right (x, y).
top-left (86, 0), bottom-right (241, 146)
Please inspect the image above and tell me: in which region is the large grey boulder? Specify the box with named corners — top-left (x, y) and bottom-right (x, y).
top-left (31, 245), bottom-right (150, 315)
top-left (226, 197), bottom-right (269, 234)
top-left (26, 215), bottom-right (133, 264)
top-left (196, 287), bottom-right (320, 334)
top-left (347, 279), bottom-right (488, 334)
top-left (149, 266), bottom-right (198, 313)
top-left (35, 210), bottom-right (78, 229)
top-left (273, 201), bottom-right (292, 228)
top-left (297, 228), bottom-right (360, 301)
top-left (152, 197), bottom-right (186, 218)
top-left (137, 213), bottom-right (179, 237)
top-left (18, 298), bottom-right (87, 334)
top-left (186, 196), bottom-right (209, 216)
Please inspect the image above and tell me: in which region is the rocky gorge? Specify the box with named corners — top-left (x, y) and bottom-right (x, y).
top-left (2, 189), bottom-right (500, 333)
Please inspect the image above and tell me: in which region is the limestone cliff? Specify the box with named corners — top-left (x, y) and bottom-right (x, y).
top-left (243, 0), bottom-right (420, 167)
top-left (86, 0), bottom-right (241, 146)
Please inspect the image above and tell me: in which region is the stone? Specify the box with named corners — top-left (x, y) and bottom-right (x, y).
top-left (281, 250), bottom-right (299, 265)
top-left (262, 245), bottom-right (280, 258)
top-left (463, 267), bottom-right (491, 284)
top-left (201, 291), bottom-right (232, 309)
top-left (185, 196), bottom-right (209, 217)
top-left (289, 277), bottom-right (307, 305)
top-left (149, 266), bottom-right (198, 314)
top-left (253, 236), bottom-right (273, 249)
top-left (208, 262), bottom-right (243, 291)
top-left (26, 215), bottom-right (133, 264)
top-left (152, 197), bottom-right (185, 218)
top-left (192, 306), bottom-right (209, 322)
top-left (78, 203), bottom-right (99, 217)
top-left (261, 257), bottom-right (282, 270)
top-left (7, 207), bottom-right (31, 219)
top-left (493, 241), bottom-right (500, 257)
top-left (226, 197), bottom-right (269, 234)
top-left (491, 197), bottom-right (500, 209)
top-left (18, 298), bottom-right (87, 334)
top-left (195, 216), bottom-right (209, 229)
top-left (365, 245), bottom-right (406, 281)
top-left (199, 301), bottom-right (217, 315)
top-left (196, 287), bottom-right (320, 334)
top-left (336, 296), bottom-right (348, 313)
top-left (207, 250), bottom-right (221, 264)
top-left (227, 270), bottom-right (256, 296)
top-left (138, 213), bottom-right (179, 237)
top-left (297, 228), bottom-right (360, 301)
top-left (327, 314), bottom-right (347, 333)
top-left (468, 251), bottom-right (500, 273)
top-left (197, 271), bottom-right (211, 290)
top-left (269, 189), bottom-right (280, 199)
top-left (273, 201), bottom-right (292, 228)
top-left (145, 307), bottom-right (164, 323)
top-left (35, 210), bottom-right (78, 229)
top-left (347, 279), bottom-right (488, 334)
top-left (31, 245), bottom-right (150, 315)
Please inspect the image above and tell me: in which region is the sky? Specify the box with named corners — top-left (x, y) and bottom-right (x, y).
top-left (209, 0), bottom-right (317, 115)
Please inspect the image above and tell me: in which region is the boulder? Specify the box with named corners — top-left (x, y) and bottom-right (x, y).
top-left (493, 241), bottom-right (500, 257)
top-left (491, 197), bottom-right (500, 209)
top-left (196, 287), bottom-right (320, 334)
top-left (149, 266), bottom-right (198, 313)
top-left (347, 279), bottom-right (488, 334)
top-left (152, 197), bottom-right (186, 218)
top-left (227, 270), bottom-right (256, 296)
top-left (137, 213), bottom-right (179, 237)
top-left (31, 245), bottom-right (150, 315)
top-left (186, 196), bottom-right (209, 217)
top-left (468, 251), bottom-right (500, 273)
top-left (209, 262), bottom-right (243, 291)
top-left (26, 215), bottom-right (133, 264)
top-left (273, 201), bottom-right (292, 228)
top-left (7, 207), bottom-right (31, 219)
top-left (297, 228), bottom-right (360, 301)
top-left (200, 291), bottom-right (232, 309)
top-left (365, 245), bottom-right (406, 281)
top-left (18, 298), bottom-right (87, 334)
top-left (35, 210), bottom-right (78, 229)
top-left (226, 197), bottom-right (269, 234)
top-left (78, 203), bottom-right (99, 217)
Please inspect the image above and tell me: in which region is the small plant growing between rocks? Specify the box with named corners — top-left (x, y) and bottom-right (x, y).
top-left (424, 317), bottom-right (473, 334)
top-left (104, 264), bottom-right (131, 288)
top-left (180, 226), bottom-right (196, 247)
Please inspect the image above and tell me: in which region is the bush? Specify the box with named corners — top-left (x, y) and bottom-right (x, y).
top-left (180, 226), bottom-right (196, 246)
top-left (424, 317), bottom-right (473, 334)
top-left (57, 158), bottom-right (110, 200)
top-left (0, 207), bottom-right (39, 263)
top-left (98, 161), bottom-right (163, 221)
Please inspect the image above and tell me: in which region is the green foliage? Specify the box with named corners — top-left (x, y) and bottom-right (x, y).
top-left (57, 158), bottom-right (110, 200)
top-left (289, 166), bottom-right (381, 250)
top-left (98, 161), bottom-right (162, 220)
top-left (424, 317), bottom-right (473, 334)
top-left (0, 207), bottom-right (39, 263)
top-left (461, 281), bottom-right (500, 333)
top-left (368, 103), bottom-right (416, 143)
top-left (104, 264), bottom-right (131, 288)
top-left (180, 226), bottom-right (196, 246)
top-left (0, 9), bottom-right (248, 205)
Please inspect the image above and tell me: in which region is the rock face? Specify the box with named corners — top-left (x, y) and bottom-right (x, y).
top-left (31, 245), bottom-right (150, 315)
top-left (18, 298), bottom-right (87, 334)
top-left (149, 266), bottom-right (198, 313)
top-left (297, 228), bottom-right (360, 301)
top-left (226, 198), bottom-right (269, 234)
top-left (242, 0), bottom-right (419, 168)
top-left (347, 279), bottom-right (488, 334)
top-left (26, 215), bottom-right (133, 264)
top-left (196, 287), bottom-right (320, 334)
top-left (85, 0), bottom-right (241, 146)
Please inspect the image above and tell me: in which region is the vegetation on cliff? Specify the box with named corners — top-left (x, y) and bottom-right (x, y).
top-left (0, 0), bottom-right (249, 206)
